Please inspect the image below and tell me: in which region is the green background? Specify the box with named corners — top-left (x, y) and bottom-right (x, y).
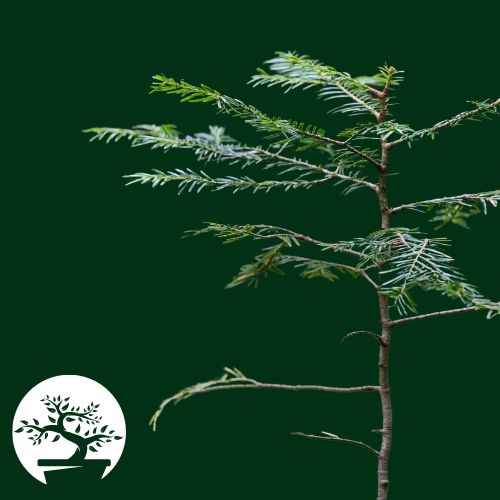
top-left (3, 2), bottom-right (499, 498)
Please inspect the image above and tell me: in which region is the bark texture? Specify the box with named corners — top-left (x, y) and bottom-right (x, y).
top-left (375, 79), bottom-right (394, 500)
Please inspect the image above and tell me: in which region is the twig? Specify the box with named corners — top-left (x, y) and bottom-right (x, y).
top-left (390, 190), bottom-right (500, 214)
top-left (387, 304), bottom-right (499, 326)
top-left (332, 79), bottom-right (380, 119)
top-left (272, 149), bottom-right (378, 189)
top-left (341, 330), bottom-right (386, 345)
top-left (280, 254), bottom-right (379, 290)
top-left (292, 431), bottom-right (380, 458)
top-left (302, 131), bottom-right (384, 171)
top-left (388, 98), bottom-right (500, 148)
top-left (251, 225), bottom-right (365, 259)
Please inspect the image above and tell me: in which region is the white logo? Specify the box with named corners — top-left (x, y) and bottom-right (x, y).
top-left (12, 375), bottom-right (126, 484)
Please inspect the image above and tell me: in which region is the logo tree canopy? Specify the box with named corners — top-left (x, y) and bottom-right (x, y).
top-left (15, 395), bottom-right (123, 461)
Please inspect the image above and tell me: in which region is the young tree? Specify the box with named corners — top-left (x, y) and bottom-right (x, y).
top-left (15, 395), bottom-right (123, 461)
top-left (86, 52), bottom-right (499, 499)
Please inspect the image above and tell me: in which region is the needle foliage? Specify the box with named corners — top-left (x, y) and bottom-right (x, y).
top-left (85, 51), bottom-right (499, 499)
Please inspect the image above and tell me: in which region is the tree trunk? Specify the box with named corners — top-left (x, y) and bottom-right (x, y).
top-left (376, 293), bottom-right (393, 500)
top-left (68, 440), bottom-right (87, 462)
top-left (45, 424), bottom-right (88, 462)
top-left (376, 116), bottom-right (393, 499)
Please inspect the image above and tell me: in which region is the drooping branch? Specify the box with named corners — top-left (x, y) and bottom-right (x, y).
top-left (292, 431), bottom-right (379, 458)
top-left (149, 367), bottom-right (379, 431)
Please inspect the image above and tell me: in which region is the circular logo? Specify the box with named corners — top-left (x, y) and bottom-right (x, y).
top-left (12, 375), bottom-right (126, 484)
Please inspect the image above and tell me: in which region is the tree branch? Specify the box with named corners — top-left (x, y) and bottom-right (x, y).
top-left (388, 98), bottom-right (499, 148)
top-left (60, 401), bottom-right (100, 423)
top-left (280, 254), bottom-right (379, 289)
top-left (199, 380), bottom-right (380, 394)
top-left (19, 424), bottom-right (46, 436)
top-left (341, 330), bottom-right (386, 345)
top-left (85, 434), bottom-right (113, 444)
top-left (190, 222), bottom-right (366, 259)
top-left (390, 190), bottom-right (500, 214)
top-left (261, 148), bottom-right (378, 189)
top-left (150, 368), bottom-right (379, 431)
top-left (125, 169), bottom-right (375, 194)
top-left (63, 412), bottom-right (99, 423)
top-left (43, 397), bottom-right (100, 421)
top-left (44, 399), bottom-right (63, 416)
top-left (388, 303), bottom-right (499, 326)
top-left (150, 75), bottom-right (383, 172)
top-left (292, 431), bottom-right (379, 458)
top-left (301, 131), bottom-right (384, 171)
top-left (332, 79), bottom-right (380, 119)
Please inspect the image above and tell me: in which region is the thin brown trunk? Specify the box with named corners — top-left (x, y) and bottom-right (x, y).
top-left (376, 85), bottom-right (393, 498)
top-left (376, 291), bottom-right (392, 500)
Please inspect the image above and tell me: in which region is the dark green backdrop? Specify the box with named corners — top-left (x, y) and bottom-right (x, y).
top-left (3, 2), bottom-right (499, 498)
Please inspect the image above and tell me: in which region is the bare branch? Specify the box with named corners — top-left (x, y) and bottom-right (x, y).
top-left (388, 303), bottom-right (500, 326)
top-left (150, 368), bottom-right (379, 431)
top-left (200, 381), bottom-right (379, 393)
top-left (341, 330), bottom-right (386, 345)
top-left (292, 431), bottom-right (379, 458)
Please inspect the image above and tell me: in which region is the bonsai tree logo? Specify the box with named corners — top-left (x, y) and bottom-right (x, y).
top-left (12, 375), bottom-right (126, 484)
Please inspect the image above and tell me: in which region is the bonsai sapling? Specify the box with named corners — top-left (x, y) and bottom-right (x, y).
top-left (86, 52), bottom-right (499, 500)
